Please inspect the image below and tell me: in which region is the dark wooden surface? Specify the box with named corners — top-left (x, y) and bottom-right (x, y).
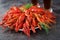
top-left (0, 0), bottom-right (60, 40)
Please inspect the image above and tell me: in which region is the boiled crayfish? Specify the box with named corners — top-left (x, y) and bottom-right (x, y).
top-left (0, 4), bottom-right (56, 37)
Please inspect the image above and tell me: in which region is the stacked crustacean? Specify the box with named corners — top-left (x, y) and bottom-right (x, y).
top-left (0, 4), bottom-right (56, 37)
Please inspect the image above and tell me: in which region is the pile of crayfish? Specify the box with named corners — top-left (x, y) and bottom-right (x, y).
top-left (0, 4), bottom-right (56, 37)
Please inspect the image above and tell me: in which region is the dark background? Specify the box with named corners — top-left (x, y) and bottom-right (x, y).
top-left (0, 0), bottom-right (60, 40)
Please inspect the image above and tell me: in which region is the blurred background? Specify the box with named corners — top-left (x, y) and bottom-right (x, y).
top-left (0, 0), bottom-right (60, 40)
